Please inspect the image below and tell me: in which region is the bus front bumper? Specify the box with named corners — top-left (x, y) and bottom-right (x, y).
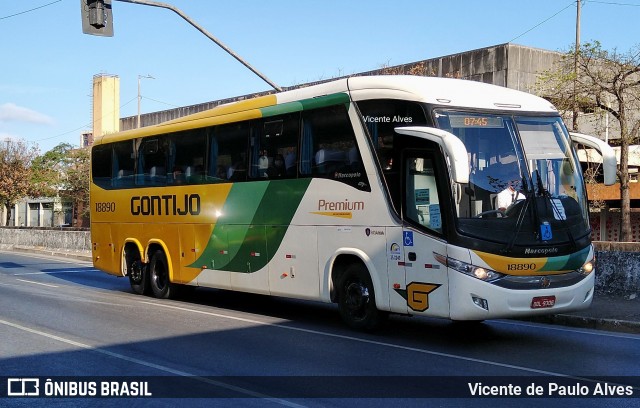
top-left (448, 270), bottom-right (595, 321)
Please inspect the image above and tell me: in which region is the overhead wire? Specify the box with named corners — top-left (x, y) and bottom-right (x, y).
top-left (586, 1), bottom-right (640, 6)
top-left (508, 1), bottom-right (577, 43)
top-left (0, 0), bottom-right (62, 21)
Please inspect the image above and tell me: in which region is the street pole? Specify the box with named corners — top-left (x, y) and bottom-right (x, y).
top-left (573, 0), bottom-right (581, 132)
top-left (137, 74), bottom-right (154, 128)
top-left (115, 0), bottom-right (282, 92)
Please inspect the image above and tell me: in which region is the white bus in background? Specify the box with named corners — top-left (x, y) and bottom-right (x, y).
top-left (90, 75), bottom-right (616, 330)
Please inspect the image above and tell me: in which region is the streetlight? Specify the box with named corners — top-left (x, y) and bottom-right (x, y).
top-left (573, 0), bottom-right (581, 132)
top-left (137, 74), bottom-right (155, 128)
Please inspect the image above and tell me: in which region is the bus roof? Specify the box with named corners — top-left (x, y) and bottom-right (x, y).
top-left (95, 75), bottom-right (557, 146)
top-left (274, 76), bottom-right (557, 113)
top-left (346, 76), bottom-right (557, 112)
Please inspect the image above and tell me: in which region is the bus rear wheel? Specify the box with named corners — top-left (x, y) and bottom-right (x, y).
top-left (128, 259), bottom-right (148, 295)
top-left (337, 264), bottom-right (386, 331)
top-left (149, 250), bottom-right (175, 299)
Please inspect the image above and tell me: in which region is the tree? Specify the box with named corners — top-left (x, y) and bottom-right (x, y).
top-left (59, 147), bottom-right (90, 227)
top-left (537, 41), bottom-right (640, 241)
top-left (30, 143), bottom-right (73, 198)
top-left (31, 143), bottom-right (91, 227)
top-left (0, 139), bottom-right (39, 226)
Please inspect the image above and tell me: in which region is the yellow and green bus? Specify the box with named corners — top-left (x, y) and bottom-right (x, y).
top-left (90, 75), bottom-right (615, 330)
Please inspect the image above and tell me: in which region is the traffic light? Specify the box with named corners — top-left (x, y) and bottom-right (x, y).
top-left (80, 0), bottom-right (114, 37)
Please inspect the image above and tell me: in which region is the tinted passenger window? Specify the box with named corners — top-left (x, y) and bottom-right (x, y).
top-left (112, 141), bottom-right (135, 188)
top-left (300, 104), bottom-right (369, 191)
top-left (138, 138), bottom-right (168, 186)
top-left (208, 122), bottom-right (250, 182)
top-left (249, 113), bottom-right (300, 179)
top-left (168, 130), bottom-right (207, 185)
top-left (91, 144), bottom-right (112, 189)
top-left (357, 100), bottom-right (427, 171)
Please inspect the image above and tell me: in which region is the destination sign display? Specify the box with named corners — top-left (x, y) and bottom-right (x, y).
top-left (449, 115), bottom-right (504, 128)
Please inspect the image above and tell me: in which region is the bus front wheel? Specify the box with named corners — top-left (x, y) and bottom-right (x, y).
top-left (337, 264), bottom-right (386, 331)
top-left (149, 250), bottom-right (175, 299)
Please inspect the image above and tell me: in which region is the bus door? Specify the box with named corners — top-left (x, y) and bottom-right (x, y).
top-left (400, 150), bottom-right (450, 318)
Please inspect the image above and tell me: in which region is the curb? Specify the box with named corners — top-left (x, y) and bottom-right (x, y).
top-left (9, 245), bottom-right (92, 263)
top-left (524, 314), bottom-right (640, 334)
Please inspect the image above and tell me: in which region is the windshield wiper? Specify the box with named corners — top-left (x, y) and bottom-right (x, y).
top-left (502, 173), bottom-right (533, 254)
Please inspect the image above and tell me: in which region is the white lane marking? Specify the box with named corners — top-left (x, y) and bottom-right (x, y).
top-left (0, 319), bottom-right (306, 408)
top-left (139, 300), bottom-right (629, 382)
top-left (13, 270), bottom-right (98, 276)
top-left (15, 279), bottom-right (58, 288)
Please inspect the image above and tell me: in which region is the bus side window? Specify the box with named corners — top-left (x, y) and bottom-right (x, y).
top-left (138, 139), bottom-right (167, 187)
top-left (209, 122), bottom-right (250, 183)
top-left (357, 99), bottom-right (428, 172)
top-left (91, 144), bottom-right (112, 189)
top-left (169, 129), bottom-right (206, 185)
top-left (300, 104), bottom-right (369, 191)
top-left (112, 140), bottom-right (135, 188)
top-left (249, 114), bottom-right (299, 180)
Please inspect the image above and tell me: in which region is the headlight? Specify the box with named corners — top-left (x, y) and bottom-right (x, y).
top-left (434, 252), bottom-right (504, 281)
top-left (578, 260), bottom-right (594, 276)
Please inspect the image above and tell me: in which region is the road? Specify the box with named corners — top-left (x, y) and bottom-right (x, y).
top-left (0, 250), bottom-right (638, 407)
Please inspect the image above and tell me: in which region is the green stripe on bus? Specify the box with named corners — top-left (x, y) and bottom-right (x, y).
top-left (539, 245), bottom-right (590, 272)
top-left (260, 101), bottom-right (304, 117)
top-left (563, 245), bottom-right (591, 270)
top-left (299, 93), bottom-right (350, 110)
top-left (191, 179), bottom-right (311, 272)
top-left (259, 93), bottom-right (350, 118)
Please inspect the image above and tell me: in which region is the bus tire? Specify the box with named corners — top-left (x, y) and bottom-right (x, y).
top-left (337, 263), bottom-right (386, 331)
top-left (149, 250), bottom-right (175, 299)
top-left (128, 259), bottom-right (148, 295)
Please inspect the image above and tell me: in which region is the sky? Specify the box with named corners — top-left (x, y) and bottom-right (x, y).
top-left (1, 0), bottom-right (639, 153)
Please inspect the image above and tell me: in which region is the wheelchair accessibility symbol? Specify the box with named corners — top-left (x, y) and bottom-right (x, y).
top-left (540, 222), bottom-right (553, 241)
top-left (403, 231), bottom-right (414, 247)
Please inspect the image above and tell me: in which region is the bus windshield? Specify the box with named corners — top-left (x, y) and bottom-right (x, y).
top-left (434, 110), bottom-right (589, 246)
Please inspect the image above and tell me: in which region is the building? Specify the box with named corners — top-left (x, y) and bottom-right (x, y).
top-left (3, 197), bottom-right (72, 228)
top-left (93, 74), bottom-right (120, 138)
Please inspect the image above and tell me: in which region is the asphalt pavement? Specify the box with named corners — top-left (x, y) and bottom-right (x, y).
top-left (8, 244), bottom-right (640, 335)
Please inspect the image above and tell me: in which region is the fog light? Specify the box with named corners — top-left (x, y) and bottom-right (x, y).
top-left (472, 296), bottom-right (489, 311)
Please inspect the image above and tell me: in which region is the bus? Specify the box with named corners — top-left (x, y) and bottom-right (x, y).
top-left (90, 75), bottom-right (616, 330)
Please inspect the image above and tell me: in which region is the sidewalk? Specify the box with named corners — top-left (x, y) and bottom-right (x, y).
top-left (9, 244), bottom-right (93, 263)
top-left (4, 245), bottom-right (640, 334)
top-left (527, 294), bottom-right (640, 334)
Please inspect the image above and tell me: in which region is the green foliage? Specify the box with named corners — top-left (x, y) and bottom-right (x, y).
top-left (0, 140), bottom-right (39, 219)
top-left (0, 141), bottom-right (91, 227)
top-left (59, 147), bottom-right (91, 224)
top-left (29, 142), bottom-right (75, 198)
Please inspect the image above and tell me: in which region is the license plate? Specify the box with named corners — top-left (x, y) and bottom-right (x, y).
top-left (531, 296), bottom-right (556, 309)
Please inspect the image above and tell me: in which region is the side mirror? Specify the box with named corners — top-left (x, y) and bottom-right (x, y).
top-left (394, 126), bottom-right (470, 184)
top-left (570, 132), bottom-right (617, 186)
